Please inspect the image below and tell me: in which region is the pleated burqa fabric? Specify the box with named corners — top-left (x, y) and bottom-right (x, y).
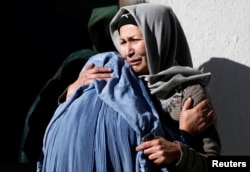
top-left (37, 52), bottom-right (179, 172)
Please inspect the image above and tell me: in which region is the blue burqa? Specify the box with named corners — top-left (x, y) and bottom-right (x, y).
top-left (37, 52), bottom-right (181, 172)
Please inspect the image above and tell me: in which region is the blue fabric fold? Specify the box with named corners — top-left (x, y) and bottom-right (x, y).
top-left (37, 52), bottom-right (178, 172)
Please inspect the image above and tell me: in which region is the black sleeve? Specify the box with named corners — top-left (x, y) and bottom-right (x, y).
top-left (180, 130), bottom-right (194, 146)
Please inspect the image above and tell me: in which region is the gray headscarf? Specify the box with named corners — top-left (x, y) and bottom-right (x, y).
top-left (110, 3), bottom-right (211, 116)
top-left (110, 3), bottom-right (193, 74)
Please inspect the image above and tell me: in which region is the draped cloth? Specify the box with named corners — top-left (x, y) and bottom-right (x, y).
top-left (140, 66), bottom-right (211, 120)
top-left (37, 52), bottom-right (182, 172)
top-left (110, 3), bottom-right (212, 124)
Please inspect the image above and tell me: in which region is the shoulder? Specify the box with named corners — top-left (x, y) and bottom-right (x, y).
top-left (182, 83), bottom-right (209, 107)
top-left (167, 83), bottom-right (209, 121)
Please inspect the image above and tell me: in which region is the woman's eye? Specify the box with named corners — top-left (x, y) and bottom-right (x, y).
top-left (120, 41), bottom-right (126, 45)
top-left (132, 39), bottom-right (140, 42)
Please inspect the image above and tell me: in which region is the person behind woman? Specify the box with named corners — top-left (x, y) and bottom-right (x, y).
top-left (39, 3), bottom-right (220, 172)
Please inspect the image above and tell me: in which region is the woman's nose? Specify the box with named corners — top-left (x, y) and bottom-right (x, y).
top-left (126, 43), bottom-right (134, 58)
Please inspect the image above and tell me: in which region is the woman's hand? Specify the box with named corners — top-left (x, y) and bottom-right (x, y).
top-left (136, 137), bottom-right (181, 166)
top-left (66, 63), bottom-right (113, 99)
top-left (179, 98), bottom-right (215, 136)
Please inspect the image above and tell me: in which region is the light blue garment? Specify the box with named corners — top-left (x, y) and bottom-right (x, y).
top-left (37, 52), bottom-right (179, 172)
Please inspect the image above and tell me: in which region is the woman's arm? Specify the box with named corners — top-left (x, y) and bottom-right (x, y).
top-left (57, 63), bottom-right (113, 103)
top-left (136, 98), bottom-right (220, 171)
top-left (176, 98), bottom-right (221, 171)
top-left (136, 85), bottom-right (221, 171)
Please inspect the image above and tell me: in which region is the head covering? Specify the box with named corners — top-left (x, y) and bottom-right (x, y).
top-left (88, 5), bottom-right (118, 52)
top-left (110, 3), bottom-right (211, 117)
top-left (110, 3), bottom-right (193, 75)
top-left (117, 13), bottom-right (138, 30)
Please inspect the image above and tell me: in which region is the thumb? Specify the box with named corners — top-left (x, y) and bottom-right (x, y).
top-left (182, 97), bottom-right (193, 110)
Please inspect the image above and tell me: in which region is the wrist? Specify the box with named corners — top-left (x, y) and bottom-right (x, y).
top-left (66, 83), bottom-right (77, 100)
top-left (172, 142), bottom-right (181, 163)
top-left (179, 124), bottom-right (196, 136)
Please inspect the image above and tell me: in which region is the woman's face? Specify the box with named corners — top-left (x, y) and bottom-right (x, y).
top-left (119, 24), bottom-right (148, 75)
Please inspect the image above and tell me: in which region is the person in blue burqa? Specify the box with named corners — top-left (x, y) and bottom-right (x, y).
top-left (37, 3), bottom-right (220, 172)
top-left (19, 4), bottom-right (118, 164)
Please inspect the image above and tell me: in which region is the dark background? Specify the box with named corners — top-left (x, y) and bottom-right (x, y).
top-left (3, 0), bottom-right (117, 166)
